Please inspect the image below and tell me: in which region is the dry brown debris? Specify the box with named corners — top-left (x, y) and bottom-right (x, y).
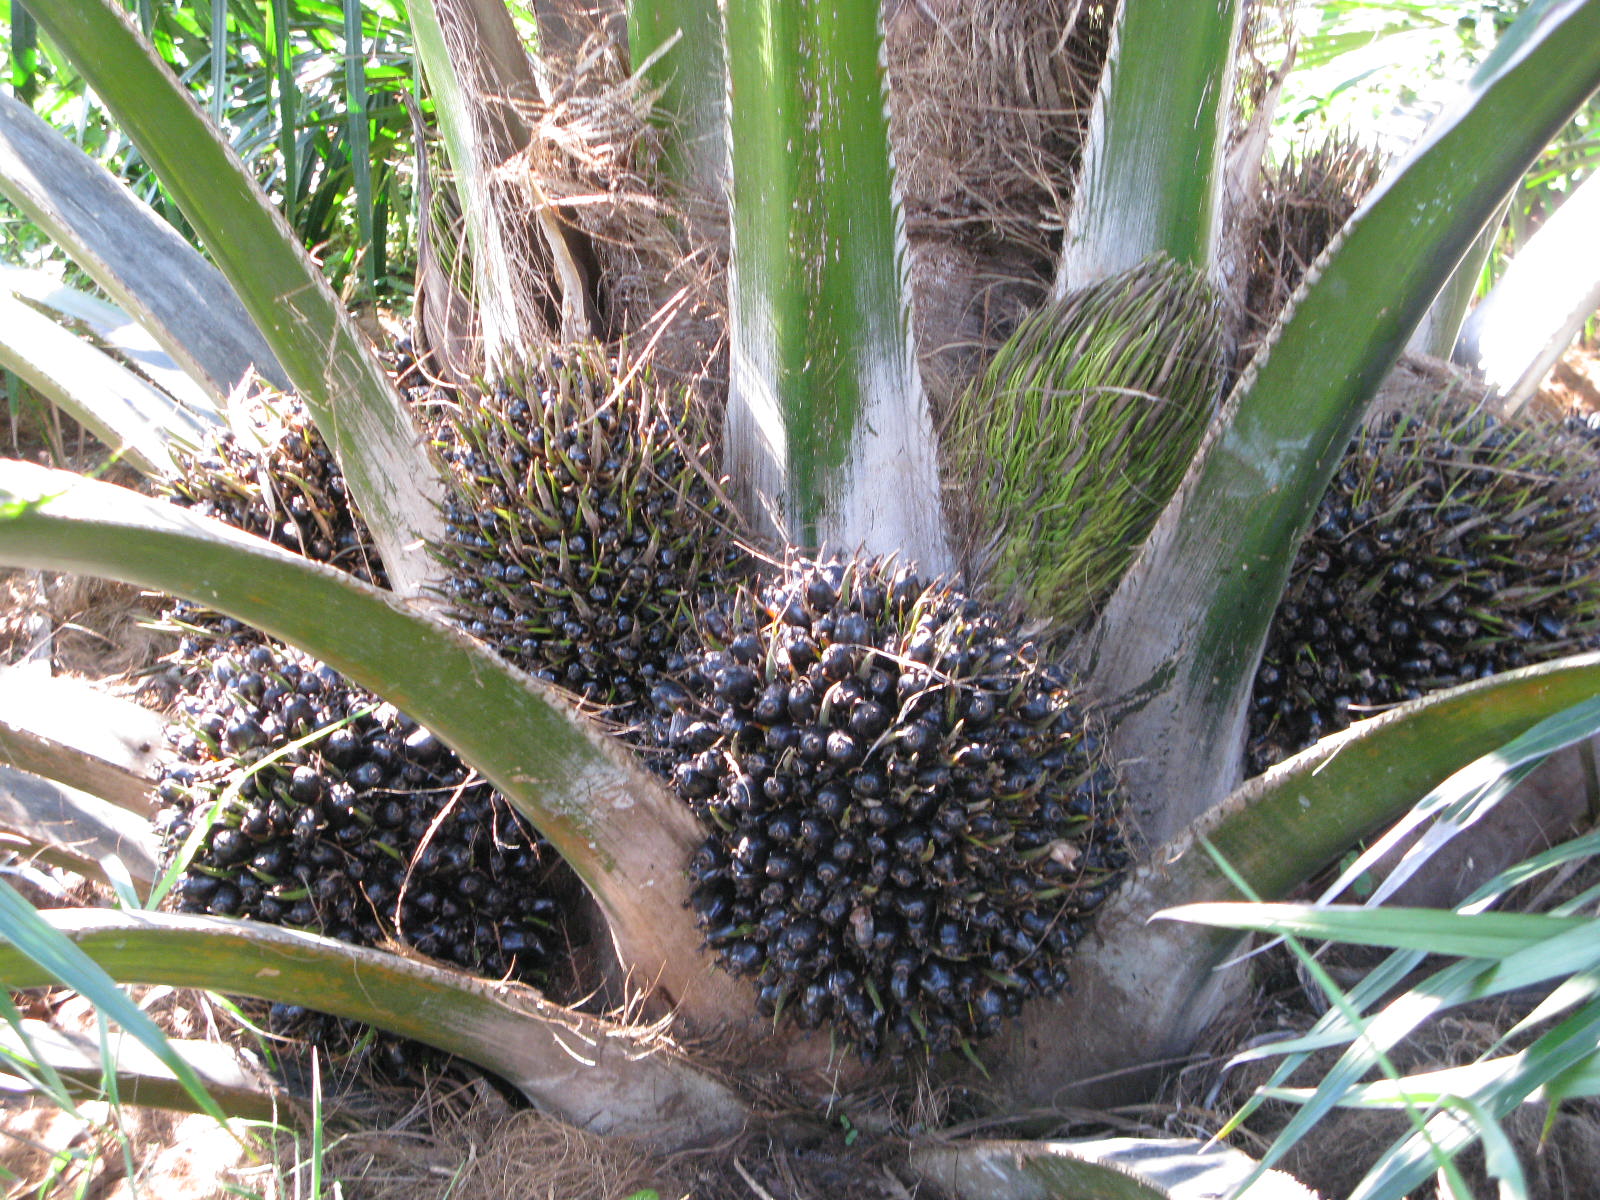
top-left (1241, 134), bottom-right (1384, 354)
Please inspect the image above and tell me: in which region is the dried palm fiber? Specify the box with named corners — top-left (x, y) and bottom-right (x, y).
top-left (1247, 385), bottom-right (1600, 775)
top-left (884, 0), bottom-right (1108, 261)
top-left (885, 0), bottom-right (1113, 421)
top-left (430, 347), bottom-right (745, 753)
top-left (473, 16), bottom-right (729, 390)
top-left (947, 256), bottom-right (1225, 631)
top-left (336, 1104), bottom-right (690, 1200)
top-left (667, 556), bottom-right (1127, 1065)
top-left (1241, 133), bottom-right (1383, 354)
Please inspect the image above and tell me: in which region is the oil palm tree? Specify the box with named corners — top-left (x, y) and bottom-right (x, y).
top-left (3, 0), bottom-right (1600, 1193)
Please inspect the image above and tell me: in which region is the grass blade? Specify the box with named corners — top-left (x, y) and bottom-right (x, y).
top-left (1160, 903), bottom-right (1591, 957)
top-left (342, 0), bottom-right (374, 295)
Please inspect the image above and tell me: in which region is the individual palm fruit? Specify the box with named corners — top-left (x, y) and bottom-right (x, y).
top-left (670, 557), bottom-right (1127, 1063)
top-left (1248, 403), bottom-right (1600, 775)
top-left (947, 256), bottom-right (1224, 631)
top-left (154, 616), bottom-right (567, 996)
top-left (432, 351), bottom-right (744, 736)
top-left (165, 394), bottom-right (385, 586)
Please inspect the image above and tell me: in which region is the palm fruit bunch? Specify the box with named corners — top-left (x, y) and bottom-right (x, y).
top-left (154, 616), bottom-right (566, 1058)
top-left (1242, 134), bottom-right (1380, 352)
top-left (164, 394), bottom-right (384, 586)
top-left (1247, 403), bottom-right (1600, 775)
top-left (431, 352), bottom-right (744, 741)
top-left (668, 557), bottom-right (1127, 1063)
top-left (945, 256), bottom-right (1223, 631)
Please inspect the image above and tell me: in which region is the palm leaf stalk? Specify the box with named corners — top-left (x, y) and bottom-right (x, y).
top-left (1055, 0), bottom-right (1244, 294)
top-left (625, 0), bottom-right (724, 201)
top-left (908, 1135), bottom-right (1312, 1200)
top-left (0, 290), bottom-right (203, 477)
top-left (0, 672), bottom-right (165, 817)
top-left (1, 266), bottom-right (221, 420)
top-left (1083, 0), bottom-right (1600, 847)
top-left (0, 878), bottom-right (231, 1125)
top-left (0, 1016), bottom-right (282, 1122)
top-left (0, 909), bottom-right (746, 1148)
top-left (0, 765), bottom-right (161, 892)
top-left (208, 0), bottom-right (228, 127)
top-left (1455, 165), bottom-right (1600, 413)
top-left (7, 0), bottom-right (1600, 1178)
top-left (722, 0), bottom-right (949, 573)
top-left (0, 92), bottom-right (287, 402)
top-left (25, 0), bottom-right (446, 599)
top-left (1406, 201), bottom-right (1505, 359)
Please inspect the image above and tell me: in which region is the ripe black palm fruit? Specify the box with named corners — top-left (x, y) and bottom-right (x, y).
top-left (1248, 404), bottom-right (1600, 775)
top-left (432, 352), bottom-right (744, 737)
top-left (672, 558), bottom-right (1127, 1063)
top-left (165, 395), bottom-right (385, 586)
top-left (155, 617), bottom-right (568, 1061)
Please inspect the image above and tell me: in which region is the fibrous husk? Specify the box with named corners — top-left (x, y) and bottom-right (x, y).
top-left (947, 257), bottom-right (1225, 631)
top-left (884, 0), bottom-right (1109, 263)
top-left (491, 25), bottom-right (729, 390)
